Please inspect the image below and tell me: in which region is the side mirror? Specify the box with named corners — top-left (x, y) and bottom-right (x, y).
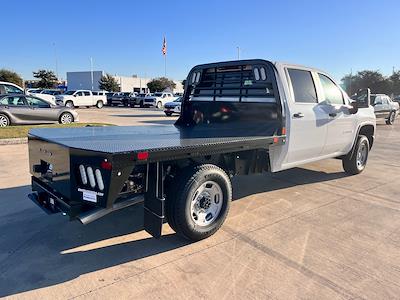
top-left (348, 101), bottom-right (358, 114)
top-left (351, 88), bottom-right (370, 108)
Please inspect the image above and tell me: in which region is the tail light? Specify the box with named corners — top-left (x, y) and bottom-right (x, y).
top-left (86, 167), bottom-right (96, 188)
top-left (95, 169), bottom-right (104, 191)
top-left (79, 165), bottom-right (88, 185)
top-left (79, 164), bottom-right (106, 191)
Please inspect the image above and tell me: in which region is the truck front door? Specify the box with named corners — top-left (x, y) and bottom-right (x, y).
top-left (82, 91), bottom-right (93, 106)
top-left (316, 73), bottom-right (356, 156)
top-left (285, 68), bottom-right (327, 164)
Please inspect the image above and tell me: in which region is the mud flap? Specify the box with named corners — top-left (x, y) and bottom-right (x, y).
top-left (144, 162), bottom-right (165, 238)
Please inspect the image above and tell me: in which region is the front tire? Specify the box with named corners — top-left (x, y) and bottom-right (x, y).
top-left (96, 100), bottom-right (104, 109)
top-left (0, 114), bottom-right (10, 127)
top-left (386, 111), bottom-right (396, 125)
top-left (157, 101), bottom-right (162, 109)
top-left (165, 112), bottom-right (172, 116)
top-left (342, 135), bottom-right (370, 175)
top-left (59, 112), bottom-right (74, 124)
top-left (166, 164), bottom-right (232, 241)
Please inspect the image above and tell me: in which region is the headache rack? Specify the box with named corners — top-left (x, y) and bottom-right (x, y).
top-left (187, 61), bottom-right (277, 103)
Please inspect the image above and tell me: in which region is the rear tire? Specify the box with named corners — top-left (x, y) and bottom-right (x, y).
top-left (96, 100), bottom-right (104, 109)
top-left (165, 164), bottom-right (232, 241)
top-left (59, 112), bottom-right (74, 124)
top-left (65, 101), bottom-right (74, 108)
top-left (386, 111), bottom-right (396, 125)
top-left (0, 114), bottom-right (10, 127)
top-left (165, 112), bottom-right (172, 116)
top-left (342, 135), bottom-right (369, 175)
top-left (157, 101), bottom-right (162, 109)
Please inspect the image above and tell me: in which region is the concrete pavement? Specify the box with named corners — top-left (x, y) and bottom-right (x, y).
top-left (0, 108), bottom-right (399, 299)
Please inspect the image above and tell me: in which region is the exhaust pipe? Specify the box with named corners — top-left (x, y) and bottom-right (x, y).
top-left (78, 194), bottom-right (144, 225)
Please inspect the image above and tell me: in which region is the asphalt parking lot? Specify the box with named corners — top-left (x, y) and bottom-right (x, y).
top-left (0, 107), bottom-right (400, 299)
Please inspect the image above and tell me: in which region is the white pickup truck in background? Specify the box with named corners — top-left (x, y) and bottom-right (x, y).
top-left (144, 92), bottom-right (178, 108)
top-left (56, 90), bottom-right (106, 108)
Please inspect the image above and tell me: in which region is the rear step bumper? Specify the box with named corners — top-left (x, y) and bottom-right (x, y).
top-left (30, 177), bottom-right (144, 224)
top-left (78, 195), bottom-right (144, 224)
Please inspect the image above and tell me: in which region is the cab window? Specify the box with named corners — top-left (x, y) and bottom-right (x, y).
top-left (26, 97), bottom-right (50, 108)
top-left (318, 74), bottom-right (344, 105)
top-left (83, 91), bottom-right (91, 96)
top-left (288, 69), bottom-right (317, 103)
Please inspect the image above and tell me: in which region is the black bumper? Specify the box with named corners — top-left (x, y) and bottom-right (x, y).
top-left (30, 178), bottom-right (71, 215)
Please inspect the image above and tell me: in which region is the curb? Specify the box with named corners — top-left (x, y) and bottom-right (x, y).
top-left (0, 138), bottom-right (28, 145)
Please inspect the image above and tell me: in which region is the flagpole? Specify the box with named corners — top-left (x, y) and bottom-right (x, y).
top-left (164, 53), bottom-right (167, 77)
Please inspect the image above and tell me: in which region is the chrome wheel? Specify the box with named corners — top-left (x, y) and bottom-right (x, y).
top-left (96, 101), bottom-right (104, 109)
top-left (356, 140), bottom-right (368, 169)
top-left (60, 113), bottom-right (73, 124)
top-left (191, 180), bottom-right (223, 227)
top-left (0, 115), bottom-right (9, 127)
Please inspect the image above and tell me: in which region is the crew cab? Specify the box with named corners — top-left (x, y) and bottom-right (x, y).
top-left (56, 90), bottom-right (106, 109)
top-left (144, 92), bottom-right (177, 108)
top-left (370, 93), bottom-right (399, 125)
top-left (27, 59), bottom-right (375, 242)
top-left (110, 92), bottom-right (136, 107)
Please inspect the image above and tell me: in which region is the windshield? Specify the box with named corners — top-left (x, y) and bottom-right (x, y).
top-left (174, 97), bottom-right (182, 102)
top-left (154, 93), bottom-right (163, 97)
top-left (64, 90), bottom-right (76, 95)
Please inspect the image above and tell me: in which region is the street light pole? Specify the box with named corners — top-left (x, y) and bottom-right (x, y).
top-left (237, 46), bottom-right (240, 60)
top-left (90, 57), bottom-right (94, 91)
top-left (53, 42), bottom-right (59, 80)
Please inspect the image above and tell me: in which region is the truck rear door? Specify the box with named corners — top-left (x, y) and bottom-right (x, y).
top-left (284, 67), bottom-right (327, 164)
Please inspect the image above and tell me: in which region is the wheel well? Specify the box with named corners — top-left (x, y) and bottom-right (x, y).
top-left (359, 125), bottom-right (374, 148)
top-left (0, 112), bottom-right (11, 123)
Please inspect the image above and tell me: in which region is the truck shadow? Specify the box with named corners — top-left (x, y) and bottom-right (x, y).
top-left (0, 167), bottom-right (347, 297)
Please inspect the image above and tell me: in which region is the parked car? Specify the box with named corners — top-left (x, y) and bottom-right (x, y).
top-left (164, 97), bottom-right (182, 116)
top-left (110, 92), bottom-right (136, 107)
top-left (0, 81), bottom-right (24, 94)
top-left (371, 94), bottom-right (399, 125)
top-left (1, 83), bottom-right (59, 104)
top-left (144, 92), bottom-right (178, 108)
top-left (0, 94), bottom-right (79, 127)
top-left (55, 90), bottom-right (106, 108)
top-left (27, 59), bottom-right (375, 242)
top-left (131, 93), bottom-right (151, 107)
top-left (29, 89), bottom-right (59, 105)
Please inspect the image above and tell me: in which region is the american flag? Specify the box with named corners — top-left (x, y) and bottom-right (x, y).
top-left (162, 36), bottom-right (167, 56)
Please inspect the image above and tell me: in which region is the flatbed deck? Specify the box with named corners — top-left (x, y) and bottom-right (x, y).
top-left (28, 125), bottom-right (285, 157)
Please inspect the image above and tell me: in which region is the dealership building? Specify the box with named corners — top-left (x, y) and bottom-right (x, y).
top-left (66, 71), bottom-right (184, 93)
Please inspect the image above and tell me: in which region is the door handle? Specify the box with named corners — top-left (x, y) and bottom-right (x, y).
top-left (293, 112), bottom-right (304, 118)
top-left (329, 112), bottom-right (337, 117)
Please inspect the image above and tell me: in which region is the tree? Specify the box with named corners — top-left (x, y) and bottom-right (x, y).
top-left (147, 77), bottom-right (176, 92)
top-left (341, 70), bottom-right (391, 96)
top-left (389, 71), bottom-right (400, 97)
top-left (33, 70), bottom-right (58, 88)
top-left (0, 69), bottom-right (23, 86)
top-left (98, 74), bottom-right (120, 92)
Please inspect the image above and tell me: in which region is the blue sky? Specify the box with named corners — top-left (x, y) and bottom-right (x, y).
top-left (1, 0), bottom-right (399, 82)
